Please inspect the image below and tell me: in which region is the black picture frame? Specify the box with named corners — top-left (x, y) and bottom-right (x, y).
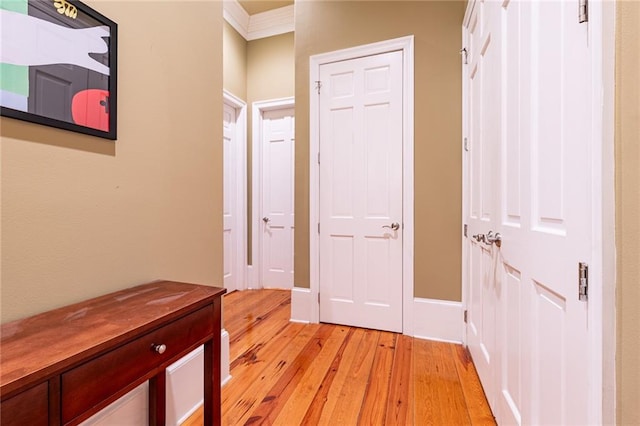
top-left (0, 0), bottom-right (118, 140)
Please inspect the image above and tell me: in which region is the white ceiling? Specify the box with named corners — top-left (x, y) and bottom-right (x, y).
top-left (237, 1), bottom-right (294, 16)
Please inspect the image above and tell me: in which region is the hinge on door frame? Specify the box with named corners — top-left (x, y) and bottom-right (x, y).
top-left (463, 224), bottom-right (468, 237)
top-left (463, 137), bottom-right (470, 152)
top-left (578, 262), bottom-right (589, 301)
top-left (318, 223), bottom-right (320, 234)
top-left (459, 47), bottom-right (468, 65)
top-left (464, 310), bottom-right (468, 323)
top-left (315, 80), bottom-right (322, 94)
top-left (317, 152), bottom-right (320, 165)
top-left (318, 293), bottom-right (320, 304)
top-left (578, 0), bottom-right (588, 23)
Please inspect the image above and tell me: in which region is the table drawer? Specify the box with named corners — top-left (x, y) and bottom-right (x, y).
top-left (61, 305), bottom-right (214, 423)
top-left (0, 381), bottom-right (49, 426)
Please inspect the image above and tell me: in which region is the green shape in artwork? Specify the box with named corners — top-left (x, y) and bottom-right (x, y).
top-left (0, 0), bottom-right (27, 14)
top-left (0, 0), bottom-right (29, 96)
top-left (0, 63), bottom-right (29, 96)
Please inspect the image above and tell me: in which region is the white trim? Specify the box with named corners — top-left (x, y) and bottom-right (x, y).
top-left (164, 333), bottom-right (230, 425)
top-left (290, 287), bottom-right (312, 323)
top-left (600, 1), bottom-right (617, 422)
top-left (246, 265), bottom-right (258, 289)
top-left (247, 5), bottom-right (294, 41)
top-left (79, 383), bottom-right (148, 425)
top-left (307, 36), bottom-right (415, 334)
top-left (221, 329), bottom-right (232, 387)
top-left (223, 1), bottom-right (294, 41)
top-left (224, 90), bottom-right (248, 292)
top-left (166, 346), bottom-right (202, 372)
top-left (251, 97), bottom-right (296, 290)
top-left (413, 298), bottom-right (463, 344)
top-left (223, 0), bottom-right (249, 40)
top-left (166, 346), bottom-right (204, 426)
top-left (176, 404), bottom-right (201, 426)
top-left (460, 17), bottom-right (471, 347)
top-left (590, 1), bottom-right (616, 424)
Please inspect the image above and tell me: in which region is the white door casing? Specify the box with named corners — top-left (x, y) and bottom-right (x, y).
top-left (309, 36), bottom-right (414, 333)
top-left (252, 98), bottom-right (295, 289)
top-left (318, 50), bottom-right (404, 333)
top-left (462, 0), bottom-right (607, 424)
top-left (223, 91), bottom-right (247, 292)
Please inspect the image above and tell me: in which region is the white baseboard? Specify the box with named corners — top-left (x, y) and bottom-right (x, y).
top-left (80, 382), bottom-right (148, 425)
top-left (166, 346), bottom-right (204, 425)
top-left (291, 290), bottom-right (461, 342)
top-left (221, 329), bottom-right (231, 386)
top-left (413, 298), bottom-right (463, 343)
top-left (82, 329), bottom-right (232, 426)
top-left (246, 265), bottom-right (258, 289)
top-left (290, 287), bottom-right (312, 323)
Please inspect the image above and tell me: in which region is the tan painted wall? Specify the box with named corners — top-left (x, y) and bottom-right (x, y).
top-left (616, 1), bottom-right (640, 423)
top-left (0, 1), bottom-right (223, 323)
top-left (294, 1), bottom-right (465, 300)
top-left (224, 21), bottom-right (247, 100)
top-left (247, 32), bottom-right (295, 103)
top-left (246, 32), bottom-right (295, 263)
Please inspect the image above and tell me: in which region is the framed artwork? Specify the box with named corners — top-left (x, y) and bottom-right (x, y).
top-left (0, 0), bottom-right (117, 140)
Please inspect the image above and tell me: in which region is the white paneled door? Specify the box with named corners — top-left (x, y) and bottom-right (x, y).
top-left (319, 50), bottom-right (403, 333)
top-left (260, 108), bottom-right (295, 289)
top-left (464, 0), bottom-right (500, 408)
top-left (463, 0), bottom-right (595, 424)
top-left (223, 102), bottom-right (239, 292)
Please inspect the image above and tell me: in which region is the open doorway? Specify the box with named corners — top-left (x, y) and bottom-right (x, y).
top-left (223, 0), bottom-right (295, 289)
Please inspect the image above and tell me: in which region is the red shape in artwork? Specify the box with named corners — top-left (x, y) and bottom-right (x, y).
top-left (72, 89), bottom-right (110, 131)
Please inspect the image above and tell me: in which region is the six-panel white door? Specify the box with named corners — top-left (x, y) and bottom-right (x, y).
top-left (260, 108), bottom-right (295, 289)
top-left (464, 0), bottom-right (593, 424)
top-left (318, 50), bottom-right (403, 333)
top-left (464, 0), bottom-right (500, 408)
top-left (223, 102), bottom-right (239, 291)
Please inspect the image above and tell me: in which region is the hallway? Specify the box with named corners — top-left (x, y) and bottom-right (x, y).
top-left (185, 289), bottom-right (495, 425)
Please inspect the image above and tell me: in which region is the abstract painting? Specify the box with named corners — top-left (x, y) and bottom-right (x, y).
top-left (0, 0), bottom-right (117, 140)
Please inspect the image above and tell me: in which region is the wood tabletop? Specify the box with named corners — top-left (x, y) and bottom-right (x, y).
top-left (0, 281), bottom-right (225, 398)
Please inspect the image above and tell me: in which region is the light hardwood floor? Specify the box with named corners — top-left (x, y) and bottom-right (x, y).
top-left (184, 289), bottom-right (495, 425)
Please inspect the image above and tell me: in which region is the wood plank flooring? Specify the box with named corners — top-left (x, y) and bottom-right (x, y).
top-left (183, 289), bottom-right (495, 426)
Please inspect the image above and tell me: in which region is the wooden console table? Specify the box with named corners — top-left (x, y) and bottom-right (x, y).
top-left (0, 281), bottom-right (226, 425)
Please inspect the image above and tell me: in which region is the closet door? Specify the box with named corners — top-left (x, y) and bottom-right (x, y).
top-left (463, 0), bottom-right (595, 424)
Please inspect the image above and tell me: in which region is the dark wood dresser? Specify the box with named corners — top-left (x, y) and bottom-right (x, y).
top-left (0, 281), bottom-right (226, 425)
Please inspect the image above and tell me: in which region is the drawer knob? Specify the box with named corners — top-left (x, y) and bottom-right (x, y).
top-left (152, 344), bottom-right (167, 354)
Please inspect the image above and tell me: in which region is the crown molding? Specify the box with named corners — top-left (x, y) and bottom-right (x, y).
top-left (223, 0), bottom-right (250, 40)
top-left (247, 5), bottom-right (294, 41)
top-left (223, 1), bottom-right (294, 41)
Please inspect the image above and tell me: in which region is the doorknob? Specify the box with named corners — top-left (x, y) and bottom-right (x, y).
top-left (486, 230), bottom-right (502, 247)
top-left (472, 231), bottom-right (501, 247)
top-left (382, 222), bottom-right (400, 231)
top-left (262, 217), bottom-right (270, 224)
top-left (472, 233), bottom-right (486, 243)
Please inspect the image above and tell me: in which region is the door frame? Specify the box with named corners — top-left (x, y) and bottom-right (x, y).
top-left (589, 1), bottom-right (616, 422)
top-left (461, 3), bottom-right (472, 349)
top-left (309, 36), bottom-right (415, 334)
top-left (251, 97), bottom-right (295, 289)
top-left (459, 1), bottom-right (616, 423)
top-left (223, 90), bottom-right (247, 292)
